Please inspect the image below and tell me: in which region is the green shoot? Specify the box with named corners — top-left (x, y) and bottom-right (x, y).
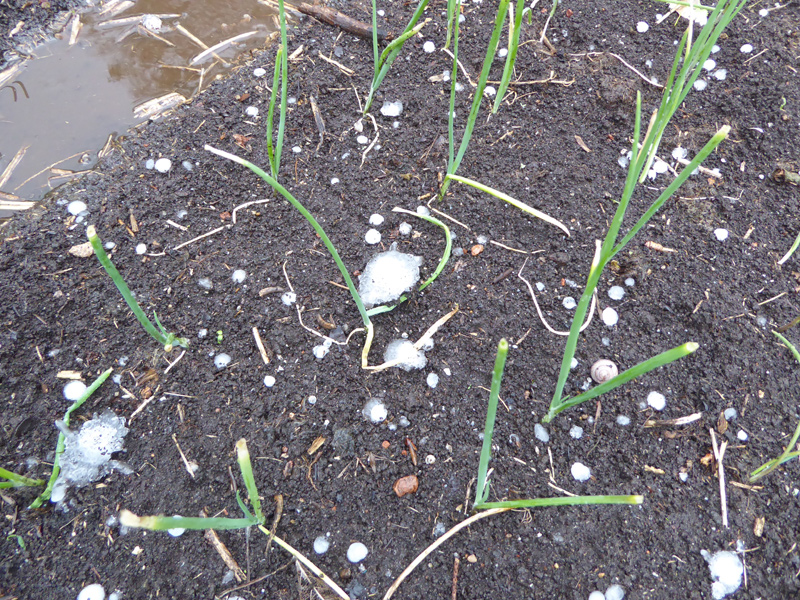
top-left (0, 468), bottom-right (44, 489)
top-left (476, 495), bottom-right (644, 510)
top-left (778, 230), bottom-right (800, 266)
top-left (447, 0), bottom-right (461, 170)
top-left (366, 207), bottom-right (452, 317)
top-left (29, 368), bottom-right (113, 509)
top-left (204, 145), bottom-right (375, 366)
top-left (492, 0), bottom-right (524, 113)
top-left (444, 0), bottom-right (456, 49)
top-left (748, 332), bottom-right (800, 483)
top-left (441, 0), bottom-right (510, 199)
top-left (543, 1), bottom-right (744, 422)
top-left (87, 226), bottom-right (188, 351)
top-left (363, 0), bottom-right (429, 114)
top-left (445, 174), bottom-right (570, 237)
top-left (265, 0), bottom-right (288, 179)
top-left (235, 439), bottom-right (263, 523)
top-left (474, 338), bottom-right (508, 509)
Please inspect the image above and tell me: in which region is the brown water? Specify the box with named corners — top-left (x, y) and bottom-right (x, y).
top-left (0, 0), bottom-right (278, 206)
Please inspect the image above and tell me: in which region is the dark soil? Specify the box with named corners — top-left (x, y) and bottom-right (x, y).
top-left (2, 2), bottom-right (800, 599)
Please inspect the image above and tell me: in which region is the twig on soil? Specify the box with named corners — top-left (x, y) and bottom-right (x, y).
top-left (172, 433), bottom-right (197, 479)
top-left (205, 525), bottom-right (246, 582)
top-left (252, 328), bottom-right (270, 365)
top-left (489, 240), bottom-right (528, 254)
top-left (172, 225), bottom-right (229, 250)
top-left (164, 349), bottom-right (186, 374)
top-left (518, 256), bottom-right (598, 336)
top-left (360, 113), bottom-right (379, 167)
top-left (190, 31), bottom-right (258, 65)
top-left (382, 508), bottom-right (511, 600)
top-left (643, 412), bottom-right (702, 427)
top-left (316, 51), bottom-right (354, 75)
top-left (232, 199), bottom-right (270, 224)
top-left (0, 146), bottom-right (28, 189)
top-left (709, 428), bottom-right (729, 528)
top-left (129, 396), bottom-right (155, 422)
top-left (452, 555), bottom-right (460, 600)
top-left (441, 47), bottom-right (477, 87)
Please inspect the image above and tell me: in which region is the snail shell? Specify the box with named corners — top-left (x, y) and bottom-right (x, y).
top-left (591, 359), bottom-right (618, 383)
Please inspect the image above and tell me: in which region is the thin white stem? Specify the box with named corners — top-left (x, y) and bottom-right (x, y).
top-left (710, 428), bottom-right (729, 528)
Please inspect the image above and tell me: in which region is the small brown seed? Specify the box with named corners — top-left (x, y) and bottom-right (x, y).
top-left (393, 474), bottom-right (419, 498)
top-left (470, 244), bottom-right (484, 256)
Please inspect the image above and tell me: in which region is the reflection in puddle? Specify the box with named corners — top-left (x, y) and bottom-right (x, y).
top-left (0, 0), bottom-right (277, 207)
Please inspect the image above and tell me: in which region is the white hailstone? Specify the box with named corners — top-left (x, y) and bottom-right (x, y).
top-left (398, 222), bottom-right (412, 235)
top-left (263, 375), bottom-right (276, 388)
top-left (167, 516), bottom-right (186, 537)
top-left (498, 47), bottom-right (508, 58)
top-left (67, 200), bottom-right (87, 215)
top-left (245, 106), bottom-right (259, 117)
top-left (231, 270), bottom-right (247, 283)
top-left (357, 135), bottom-right (369, 145)
top-left (534, 423), bottom-right (550, 443)
top-left (737, 430), bottom-right (748, 441)
top-left (104, 241), bottom-right (116, 250)
top-left (312, 345), bottom-right (329, 359)
top-left (287, 97), bottom-right (297, 104)
top-left (647, 391), bottom-right (666, 411)
top-left (359, 245), bottom-right (422, 305)
top-left (569, 425), bottom-right (584, 440)
top-left (307, 395), bottom-right (317, 405)
top-left (759, 7), bottom-right (769, 16)
top-left (313, 535), bottom-right (330, 554)
top-left (703, 58), bottom-right (716, 71)
top-left (135, 243), bottom-right (147, 255)
top-left (714, 228), bottom-right (729, 241)
top-left (679, 472), bottom-right (689, 482)
top-left (618, 153), bottom-right (630, 169)
top-left (571, 462), bottom-right (591, 482)
top-left (740, 43), bottom-right (753, 53)
top-left (281, 291), bottom-right (296, 306)
top-left (416, 205), bottom-right (430, 216)
top-left (476, 235), bottom-right (488, 244)
top-left (198, 328), bottom-right (208, 338)
top-left (616, 415), bottom-right (631, 426)
top-left (154, 158), bottom-right (172, 173)
top-left (141, 14), bottom-right (162, 32)
top-left (292, 146), bottom-right (301, 154)
top-left (426, 373), bottom-right (439, 388)
top-left (570, 357), bottom-right (579, 369)
top-left (198, 277), bottom-right (213, 290)
top-left (624, 277), bottom-right (635, 287)
top-left (602, 307), bottom-right (619, 327)
top-left (393, 120), bottom-right (401, 129)
top-left (176, 209), bottom-right (188, 219)
top-left (181, 160), bottom-right (193, 171)
top-left (423, 41), bottom-right (436, 53)
top-left (64, 380), bottom-right (88, 402)
top-left (588, 592), bottom-right (605, 600)
top-left (383, 339), bottom-right (427, 371)
top-left (364, 229), bottom-right (381, 244)
top-left (723, 408), bottom-right (737, 421)
top-left (672, 146), bottom-right (688, 160)
top-left (636, 21), bottom-right (649, 33)
top-left (608, 286), bottom-right (625, 300)
top-left (347, 542), bottom-right (369, 563)
top-left (605, 584), bottom-right (626, 600)
top-left (443, 367), bottom-right (451, 376)
top-left (330, 177), bottom-right (340, 185)
top-left (653, 158), bottom-right (669, 174)
top-left (369, 213), bottom-right (385, 226)
top-left (563, 297), bottom-right (577, 310)
top-left (712, 44), bottom-right (720, 53)
top-left (536, 282), bottom-right (545, 291)
top-left (253, 67), bottom-right (267, 77)
top-left (713, 69), bottom-right (727, 80)
top-left (483, 86), bottom-right (497, 97)
top-left (693, 79), bottom-right (708, 91)
top-left (380, 101), bottom-right (403, 117)
top-left (145, 159), bottom-right (155, 169)
top-left (77, 583), bottom-right (106, 600)
top-left (701, 549), bottom-right (743, 599)
top-left (363, 398), bottom-right (388, 423)
top-left (214, 353), bottom-right (231, 369)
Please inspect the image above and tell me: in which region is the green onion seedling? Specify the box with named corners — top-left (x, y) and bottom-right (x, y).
top-left (87, 226), bottom-right (188, 351)
top-left (492, 0), bottom-right (525, 113)
top-left (29, 368), bottom-right (113, 509)
top-left (542, 0), bottom-right (745, 422)
top-left (266, 0), bottom-right (288, 179)
top-left (748, 332), bottom-right (800, 483)
top-left (0, 468), bottom-right (44, 490)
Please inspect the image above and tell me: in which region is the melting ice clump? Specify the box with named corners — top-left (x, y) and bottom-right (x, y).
top-left (384, 339), bottom-right (427, 371)
top-left (358, 243), bottom-right (422, 306)
top-left (701, 549), bottom-right (743, 599)
top-left (51, 410), bottom-right (131, 503)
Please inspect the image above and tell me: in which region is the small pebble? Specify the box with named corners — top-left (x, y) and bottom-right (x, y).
top-left (67, 200), bottom-right (87, 215)
top-left (563, 297), bottom-right (577, 310)
top-left (154, 158), bottom-right (172, 173)
top-left (636, 21), bottom-right (649, 33)
top-left (347, 542), bottom-right (368, 563)
top-left (602, 307), bottom-right (619, 327)
top-left (263, 375), bottom-right (276, 388)
top-left (608, 286), bottom-right (625, 300)
top-left (647, 391), bottom-right (666, 411)
top-left (281, 291), bottom-right (296, 306)
top-left (369, 214), bottom-right (385, 226)
top-left (714, 228), bottom-right (729, 241)
top-left (737, 430), bottom-right (748, 441)
top-left (426, 373), bottom-right (439, 388)
top-left (253, 67), bottom-right (266, 77)
top-left (198, 278), bottom-right (213, 290)
top-left (135, 243), bottom-right (147, 255)
top-left (77, 584), bottom-right (105, 600)
top-left (313, 535), bottom-right (330, 554)
top-left (740, 43), bottom-right (753, 53)
top-left (245, 106), bottom-right (258, 117)
top-left (365, 229), bottom-right (381, 244)
top-left (214, 353), bottom-right (231, 369)
top-left (232, 270), bottom-right (247, 283)
top-left (423, 41), bottom-right (435, 53)
top-left (534, 423), bottom-right (550, 443)
top-left (616, 415), bottom-right (631, 426)
top-left (571, 462), bottom-right (591, 482)
top-left (63, 380), bottom-right (87, 402)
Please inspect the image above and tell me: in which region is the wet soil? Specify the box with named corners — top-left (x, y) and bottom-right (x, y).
top-left (2, 2), bottom-right (800, 599)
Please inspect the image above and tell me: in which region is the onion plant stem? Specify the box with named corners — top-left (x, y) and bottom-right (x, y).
top-left (474, 339), bottom-right (508, 508)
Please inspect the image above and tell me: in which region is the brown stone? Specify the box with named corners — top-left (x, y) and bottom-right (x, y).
top-left (392, 474), bottom-right (419, 498)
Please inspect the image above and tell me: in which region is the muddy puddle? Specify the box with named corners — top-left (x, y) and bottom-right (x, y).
top-left (0, 0), bottom-right (279, 212)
